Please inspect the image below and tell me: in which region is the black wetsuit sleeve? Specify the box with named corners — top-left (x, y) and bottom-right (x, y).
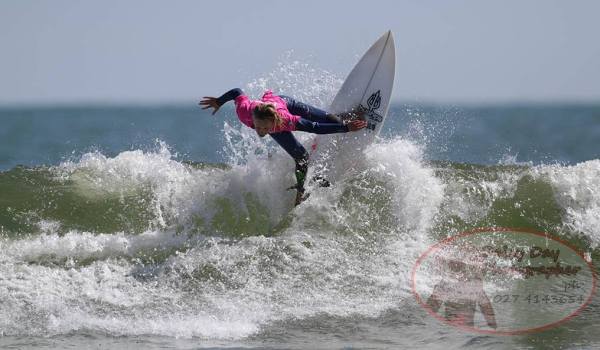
top-left (216, 88), bottom-right (243, 106)
top-left (295, 118), bottom-right (350, 134)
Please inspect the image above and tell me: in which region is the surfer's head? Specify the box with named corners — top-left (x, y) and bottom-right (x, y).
top-left (252, 104), bottom-right (281, 137)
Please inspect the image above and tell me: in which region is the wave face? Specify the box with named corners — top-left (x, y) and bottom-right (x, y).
top-left (1, 138), bottom-right (599, 340)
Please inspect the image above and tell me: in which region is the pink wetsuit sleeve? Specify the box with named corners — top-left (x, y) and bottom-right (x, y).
top-left (234, 95), bottom-right (255, 129)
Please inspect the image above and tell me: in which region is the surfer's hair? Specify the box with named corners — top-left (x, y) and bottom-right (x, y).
top-left (253, 103), bottom-right (283, 127)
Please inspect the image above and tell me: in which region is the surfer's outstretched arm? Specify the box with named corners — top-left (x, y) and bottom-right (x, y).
top-left (215, 88), bottom-right (243, 106)
top-left (278, 95), bottom-right (367, 133)
top-left (199, 88), bottom-right (244, 114)
top-left (280, 95), bottom-right (366, 124)
top-left (331, 105), bottom-right (368, 122)
top-left (296, 118), bottom-right (366, 134)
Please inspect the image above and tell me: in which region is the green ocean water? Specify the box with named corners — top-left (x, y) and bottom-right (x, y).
top-left (1, 99), bottom-right (599, 348)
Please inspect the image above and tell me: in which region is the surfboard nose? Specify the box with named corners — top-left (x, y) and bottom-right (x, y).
top-left (384, 30), bottom-right (394, 44)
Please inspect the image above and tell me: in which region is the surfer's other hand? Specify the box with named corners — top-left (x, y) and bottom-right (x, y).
top-left (199, 97), bottom-right (221, 115)
top-left (347, 120), bottom-right (367, 131)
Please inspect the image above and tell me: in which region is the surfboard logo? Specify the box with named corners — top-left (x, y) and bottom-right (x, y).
top-left (367, 90), bottom-right (381, 111)
top-left (364, 90), bottom-right (383, 131)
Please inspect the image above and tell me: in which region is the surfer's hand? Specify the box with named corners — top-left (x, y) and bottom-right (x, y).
top-left (199, 97), bottom-right (221, 115)
top-left (347, 120), bottom-right (367, 131)
top-left (351, 105), bottom-right (367, 121)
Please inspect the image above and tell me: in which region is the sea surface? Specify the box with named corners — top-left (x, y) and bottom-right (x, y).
top-left (1, 67), bottom-right (599, 349)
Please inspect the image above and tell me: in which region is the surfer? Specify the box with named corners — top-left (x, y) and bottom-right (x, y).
top-left (199, 88), bottom-right (366, 205)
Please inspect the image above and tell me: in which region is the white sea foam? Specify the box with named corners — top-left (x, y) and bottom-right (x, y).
top-left (533, 159), bottom-right (600, 246)
top-left (0, 129), bottom-right (446, 339)
top-left (4, 134), bottom-right (598, 340)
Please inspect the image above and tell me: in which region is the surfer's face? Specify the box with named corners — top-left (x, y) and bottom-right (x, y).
top-left (253, 118), bottom-right (273, 137)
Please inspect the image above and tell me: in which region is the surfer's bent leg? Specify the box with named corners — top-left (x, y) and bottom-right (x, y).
top-left (269, 131), bottom-right (309, 192)
top-left (280, 95), bottom-right (342, 124)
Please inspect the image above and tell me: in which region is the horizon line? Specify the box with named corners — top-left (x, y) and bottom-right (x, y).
top-left (2, 98), bottom-right (600, 110)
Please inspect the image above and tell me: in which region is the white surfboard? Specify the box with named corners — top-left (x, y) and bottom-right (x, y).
top-left (310, 30), bottom-right (396, 181)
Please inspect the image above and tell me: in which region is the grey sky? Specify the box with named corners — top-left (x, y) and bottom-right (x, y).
top-left (1, 0), bottom-right (599, 105)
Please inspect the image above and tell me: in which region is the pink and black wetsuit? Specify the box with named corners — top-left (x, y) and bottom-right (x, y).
top-left (216, 88), bottom-right (348, 191)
